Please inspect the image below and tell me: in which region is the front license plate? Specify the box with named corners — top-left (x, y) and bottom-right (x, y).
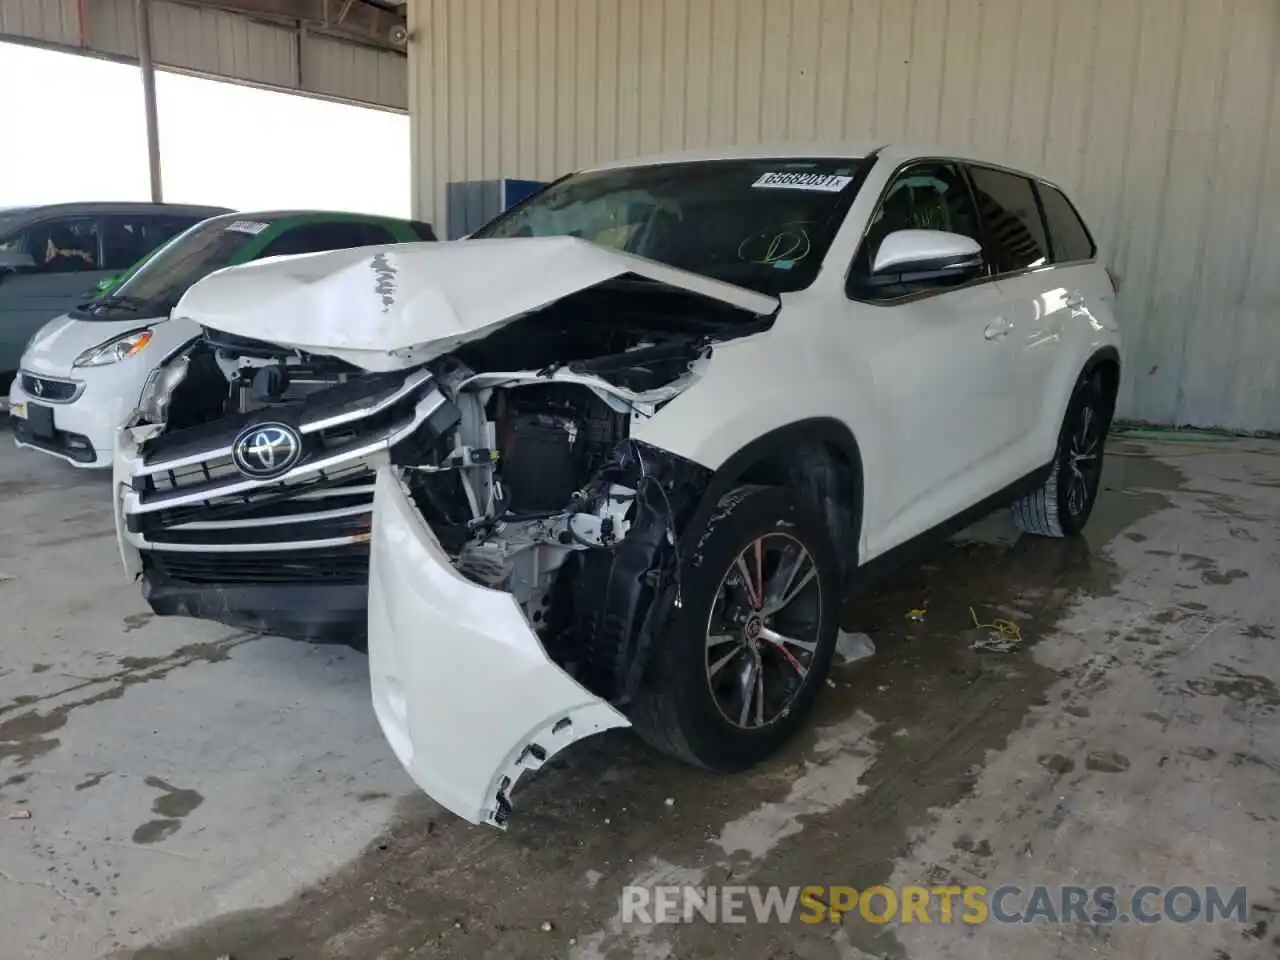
top-left (27, 403), bottom-right (55, 439)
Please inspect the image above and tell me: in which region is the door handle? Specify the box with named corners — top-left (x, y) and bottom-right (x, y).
top-left (984, 317), bottom-right (1012, 341)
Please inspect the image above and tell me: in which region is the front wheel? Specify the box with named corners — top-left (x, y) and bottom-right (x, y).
top-left (629, 485), bottom-right (841, 770)
top-left (1011, 373), bottom-right (1110, 538)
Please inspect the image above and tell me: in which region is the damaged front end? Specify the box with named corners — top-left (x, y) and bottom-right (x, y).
top-left (114, 239), bottom-right (778, 825)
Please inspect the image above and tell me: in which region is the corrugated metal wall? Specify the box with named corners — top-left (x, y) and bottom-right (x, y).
top-left (0, 0), bottom-right (80, 46)
top-left (1, 0), bottom-right (407, 110)
top-left (409, 0), bottom-right (1280, 432)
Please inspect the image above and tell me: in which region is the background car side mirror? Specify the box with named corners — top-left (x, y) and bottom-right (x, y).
top-left (872, 229), bottom-right (983, 282)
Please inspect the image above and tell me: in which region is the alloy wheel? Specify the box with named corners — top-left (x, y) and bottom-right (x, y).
top-left (703, 533), bottom-right (824, 730)
top-left (1066, 401), bottom-right (1103, 518)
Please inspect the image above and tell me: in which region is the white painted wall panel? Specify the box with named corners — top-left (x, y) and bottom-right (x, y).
top-left (408, 0), bottom-right (1280, 431)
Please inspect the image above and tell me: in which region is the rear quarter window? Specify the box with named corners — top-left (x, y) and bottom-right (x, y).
top-left (1037, 184), bottom-right (1096, 263)
top-left (967, 165), bottom-right (1051, 274)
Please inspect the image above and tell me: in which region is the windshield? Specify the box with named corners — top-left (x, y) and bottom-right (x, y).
top-left (78, 216), bottom-right (277, 317)
top-left (472, 157), bottom-right (871, 295)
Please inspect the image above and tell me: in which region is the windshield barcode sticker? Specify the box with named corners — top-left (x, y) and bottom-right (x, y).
top-left (225, 220), bottom-right (269, 235)
top-left (752, 172), bottom-right (854, 192)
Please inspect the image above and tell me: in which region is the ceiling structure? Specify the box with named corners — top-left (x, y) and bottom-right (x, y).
top-left (0, 0), bottom-right (410, 110)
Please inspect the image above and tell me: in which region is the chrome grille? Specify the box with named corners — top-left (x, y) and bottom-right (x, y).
top-left (120, 368), bottom-right (459, 580)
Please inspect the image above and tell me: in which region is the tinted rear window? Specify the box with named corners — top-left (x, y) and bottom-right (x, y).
top-left (1038, 184), bottom-right (1096, 263)
top-left (967, 166), bottom-right (1051, 274)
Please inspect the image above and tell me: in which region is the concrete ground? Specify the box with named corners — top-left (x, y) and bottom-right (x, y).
top-left (0, 426), bottom-right (1277, 960)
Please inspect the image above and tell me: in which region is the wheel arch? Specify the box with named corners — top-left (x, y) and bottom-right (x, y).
top-left (682, 417), bottom-right (865, 585)
top-left (1041, 345), bottom-right (1122, 460)
top-left (1082, 346), bottom-right (1121, 424)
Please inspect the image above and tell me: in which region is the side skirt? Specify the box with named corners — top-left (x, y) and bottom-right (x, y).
top-left (843, 462), bottom-right (1053, 614)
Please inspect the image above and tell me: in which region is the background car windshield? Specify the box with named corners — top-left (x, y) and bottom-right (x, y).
top-left (108, 216), bottom-right (278, 308)
top-left (472, 158), bottom-right (870, 295)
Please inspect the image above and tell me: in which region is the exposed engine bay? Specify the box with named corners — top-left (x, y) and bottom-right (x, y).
top-left (123, 277), bottom-right (756, 697)
top-left (397, 331), bottom-right (714, 701)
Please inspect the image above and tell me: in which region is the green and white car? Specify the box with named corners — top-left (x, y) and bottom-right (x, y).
top-left (10, 209), bottom-right (436, 467)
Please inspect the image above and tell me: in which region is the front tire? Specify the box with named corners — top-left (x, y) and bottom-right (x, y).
top-left (1011, 373), bottom-right (1110, 538)
top-left (629, 485), bottom-right (841, 771)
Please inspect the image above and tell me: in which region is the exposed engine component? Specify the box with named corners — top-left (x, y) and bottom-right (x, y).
top-left (499, 413), bottom-right (580, 513)
top-left (401, 377), bottom-right (635, 600)
top-left (494, 384), bottom-right (629, 513)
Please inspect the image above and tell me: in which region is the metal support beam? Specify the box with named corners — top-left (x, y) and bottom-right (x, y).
top-left (135, 0), bottom-right (163, 201)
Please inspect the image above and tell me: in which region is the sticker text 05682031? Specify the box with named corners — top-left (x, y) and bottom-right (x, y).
top-left (752, 172), bottom-right (854, 192)
top-left (224, 220), bottom-right (270, 235)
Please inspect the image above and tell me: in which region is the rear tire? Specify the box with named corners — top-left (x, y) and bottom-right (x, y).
top-left (1011, 373), bottom-right (1110, 538)
top-left (629, 485), bottom-right (841, 771)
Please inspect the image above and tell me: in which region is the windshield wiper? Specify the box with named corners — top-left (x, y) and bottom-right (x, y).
top-left (77, 294), bottom-right (151, 314)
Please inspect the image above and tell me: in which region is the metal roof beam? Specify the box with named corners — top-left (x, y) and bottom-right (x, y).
top-left (181, 0), bottom-right (406, 50)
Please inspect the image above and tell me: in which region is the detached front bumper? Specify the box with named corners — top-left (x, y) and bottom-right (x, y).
top-left (368, 467), bottom-right (630, 828)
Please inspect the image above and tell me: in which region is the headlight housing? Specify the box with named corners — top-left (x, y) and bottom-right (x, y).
top-left (73, 328), bottom-right (154, 368)
top-left (134, 353), bottom-right (190, 425)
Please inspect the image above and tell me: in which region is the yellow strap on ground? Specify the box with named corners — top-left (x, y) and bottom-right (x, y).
top-left (969, 606), bottom-right (1022, 643)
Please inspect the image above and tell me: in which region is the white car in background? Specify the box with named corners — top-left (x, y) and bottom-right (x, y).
top-left (9, 210), bottom-right (437, 466)
top-left (112, 143), bottom-right (1122, 828)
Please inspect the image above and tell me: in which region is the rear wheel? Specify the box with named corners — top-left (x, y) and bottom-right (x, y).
top-left (629, 485), bottom-right (841, 770)
top-left (1011, 373), bottom-right (1110, 538)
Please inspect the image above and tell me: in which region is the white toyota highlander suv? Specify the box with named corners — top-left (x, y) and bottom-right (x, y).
top-left (112, 143), bottom-right (1121, 828)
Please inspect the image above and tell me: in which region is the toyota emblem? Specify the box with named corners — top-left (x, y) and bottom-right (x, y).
top-left (231, 421), bottom-right (303, 480)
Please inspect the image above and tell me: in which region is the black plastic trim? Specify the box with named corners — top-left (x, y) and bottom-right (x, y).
top-left (12, 419), bottom-right (97, 462)
top-left (1083, 345), bottom-right (1122, 382)
top-left (142, 572), bottom-right (368, 648)
top-left (684, 417), bottom-right (865, 564)
top-left (848, 462), bottom-right (1053, 609)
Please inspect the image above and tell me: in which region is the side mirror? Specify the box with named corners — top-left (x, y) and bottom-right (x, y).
top-left (0, 249), bottom-right (36, 272)
top-left (872, 229), bottom-right (983, 280)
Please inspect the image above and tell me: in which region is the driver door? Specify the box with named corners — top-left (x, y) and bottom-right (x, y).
top-left (840, 160), bottom-right (1024, 556)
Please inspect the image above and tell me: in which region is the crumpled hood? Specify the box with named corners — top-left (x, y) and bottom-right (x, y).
top-left (174, 236), bottom-right (780, 371)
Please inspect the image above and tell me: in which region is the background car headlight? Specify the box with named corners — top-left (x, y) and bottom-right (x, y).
top-left (73, 329), bottom-right (154, 368)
